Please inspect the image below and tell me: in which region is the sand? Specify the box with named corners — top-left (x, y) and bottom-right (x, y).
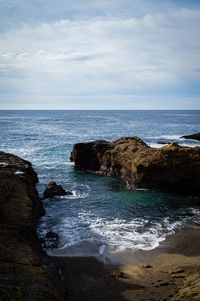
top-left (52, 229), bottom-right (200, 301)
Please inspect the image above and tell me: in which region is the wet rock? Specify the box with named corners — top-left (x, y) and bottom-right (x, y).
top-left (71, 136), bottom-right (200, 195)
top-left (181, 132), bottom-right (200, 141)
top-left (41, 232), bottom-right (59, 249)
top-left (157, 141), bottom-right (178, 145)
top-left (0, 151), bottom-right (65, 300)
top-left (44, 181), bottom-right (72, 198)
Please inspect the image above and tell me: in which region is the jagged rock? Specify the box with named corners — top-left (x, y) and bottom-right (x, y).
top-left (44, 181), bottom-right (72, 198)
top-left (0, 151), bottom-right (65, 300)
top-left (70, 136), bottom-right (200, 195)
top-left (181, 132), bottom-right (200, 141)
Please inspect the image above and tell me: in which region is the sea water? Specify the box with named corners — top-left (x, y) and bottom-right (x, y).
top-left (0, 110), bottom-right (200, 263)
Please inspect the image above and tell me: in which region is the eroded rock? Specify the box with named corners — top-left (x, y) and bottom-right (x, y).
top-left (71, 136), bottom-right (200, 195)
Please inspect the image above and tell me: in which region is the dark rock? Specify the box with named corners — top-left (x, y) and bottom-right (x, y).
top-left (0, 151), bottom-right (65, 300)
top-left (71, 136), bottom-right (200, 195)
top-left (157, 141), bottom-right (168, 145)
top-left (44, 181), bottom-right (72, 198)
top-left (181, 132), bottom-right (200, 141)
top-left (41, 232), bottom-right (59, 249)
top-left (157, 141), bottom-right (178, 145)
top-left (142, 264), bottom-right (152, 269)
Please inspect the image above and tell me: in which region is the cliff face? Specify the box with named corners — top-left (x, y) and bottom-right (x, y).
top-left (0, 151), bottom-right (65, 301)
top-left (70, 137), bottom-right (200, 195)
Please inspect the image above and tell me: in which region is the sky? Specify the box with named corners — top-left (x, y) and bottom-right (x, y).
top-left (0, 0), bottom-right (200, 109)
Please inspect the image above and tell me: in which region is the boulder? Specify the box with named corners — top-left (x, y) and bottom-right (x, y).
top-left (181, 132), bottom-right (200, 141)
top-left (44, 181), bottom-right (72, 198)
top-left (0, 151), bottom-right (66, 300)
top-left (70, 136), bottom-right (200, 195)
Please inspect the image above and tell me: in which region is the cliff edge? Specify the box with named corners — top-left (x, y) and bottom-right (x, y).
top-left (0, 151), bottom-right (65, 301)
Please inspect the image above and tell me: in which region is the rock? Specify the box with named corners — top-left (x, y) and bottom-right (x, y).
top-left (70, 136), bottom-right (200, 195)
top-left (157, 141), bottom-right (168, 145)
top-left (40, 232), bottom-right (59, 249)
top-left (44, 181), bottom-right (72, 198)
top-left (142, 264), bottom-right (152, 269)
top-left (110, 270), bottom-right (129, 278)
top-left (171, 274), bottom-right (200, 300)
top-left (157, 141), bottom-right (178, 145)
top-left (167, 268), bottom-right (185, 274)
top-left (181, 132), bottom-right (200, 141)
top-left (0, 151), bottom-right (66, 300)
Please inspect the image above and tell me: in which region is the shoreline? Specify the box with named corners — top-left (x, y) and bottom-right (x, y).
top-left (51, 228), bottom-right (200, 300)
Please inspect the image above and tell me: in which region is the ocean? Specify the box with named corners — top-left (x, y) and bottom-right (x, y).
top-left (1, 110), bottom-right (200, 263)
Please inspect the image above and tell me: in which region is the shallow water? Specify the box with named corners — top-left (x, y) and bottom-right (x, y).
top-left (0, 110), bottom-right (200, 262)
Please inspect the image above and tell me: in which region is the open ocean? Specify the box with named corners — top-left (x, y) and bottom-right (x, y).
top-left (1, 110), bottom-right (200, 263)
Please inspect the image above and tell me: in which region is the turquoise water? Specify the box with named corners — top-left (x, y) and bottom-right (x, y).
top-left (0, 110), bottom-right (200, 262)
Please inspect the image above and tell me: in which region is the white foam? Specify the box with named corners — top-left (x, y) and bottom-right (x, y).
top-left (14, 171), bottom-right (25, 175)
top-left (0, 162), bottom-right (7, 165)
top-left (63, 162), bottom-right (74, 165)
top-left (46, 211), bottom-right (183, 260)
top-left (99, 244), bottom-right (106, 256)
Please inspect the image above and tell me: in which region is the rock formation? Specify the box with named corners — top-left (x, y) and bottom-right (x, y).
top-left (0, 151), bottom-right (65, 300)
top-left (44, 181), bottom-right (72, 199)
top-left (70, 136), bottom-right (200, 195)
top-left (181, 132), bottom-right (200, 141)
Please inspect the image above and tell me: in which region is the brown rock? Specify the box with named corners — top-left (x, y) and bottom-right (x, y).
top-left (0, 151), bottom-right (65, 300)
top-left (171, 274), bottom-right (200, 300)
top-left (167, 268), bottom-right (185, 274)
top-left (70, 136), bottom-right (200, 195)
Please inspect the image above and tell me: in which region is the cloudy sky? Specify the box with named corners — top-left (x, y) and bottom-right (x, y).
top-left (0, 0), bottom-right (200, 109)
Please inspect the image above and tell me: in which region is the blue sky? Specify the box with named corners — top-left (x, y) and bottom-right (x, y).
top-left (0, 0), bottom-right (200, 109)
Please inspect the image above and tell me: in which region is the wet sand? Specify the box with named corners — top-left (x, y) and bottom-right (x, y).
top-left (52, 229), bottom-right (200, 301)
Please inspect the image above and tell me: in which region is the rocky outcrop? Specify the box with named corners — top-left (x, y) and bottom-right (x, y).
top-left (0, 151), bottom-right (66, 300)
top-left (44, 181), bottom-right (72, 199)
top-left (70, 137), bottom-right (200, 195)
top-left (181, 132), bottom-right (200, 141)
top-left (172, 274), bottom-right (200, 300)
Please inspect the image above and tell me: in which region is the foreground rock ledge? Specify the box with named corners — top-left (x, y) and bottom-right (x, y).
top-left (70, 136), bottom-right (200, 195)
top-left (0, 151), bottom-right (65, 301)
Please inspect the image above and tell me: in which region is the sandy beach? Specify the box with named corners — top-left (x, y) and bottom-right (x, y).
top-left (52, 228), bottom-right (200, 301)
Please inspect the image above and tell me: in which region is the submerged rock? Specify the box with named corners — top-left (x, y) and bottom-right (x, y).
top-left (70, 136), bottom-right (200, 195)
top-left (157, 141), bottom-right (178, 145)
top-left (44, 181), bottom-right (72, 198)
top-left (181, 132), bottom-right (200, 141)
top-left (40, 231), bottom-right (59, 249)
top-left (0, 151), bottom-right (66, 300)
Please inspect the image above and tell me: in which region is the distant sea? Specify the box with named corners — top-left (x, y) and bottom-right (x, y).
top-left (1, 110), bottom-right (200, 263)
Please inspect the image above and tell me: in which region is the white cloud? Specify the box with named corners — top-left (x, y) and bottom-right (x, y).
top-left (0, 8), bottom-right (200, 108)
